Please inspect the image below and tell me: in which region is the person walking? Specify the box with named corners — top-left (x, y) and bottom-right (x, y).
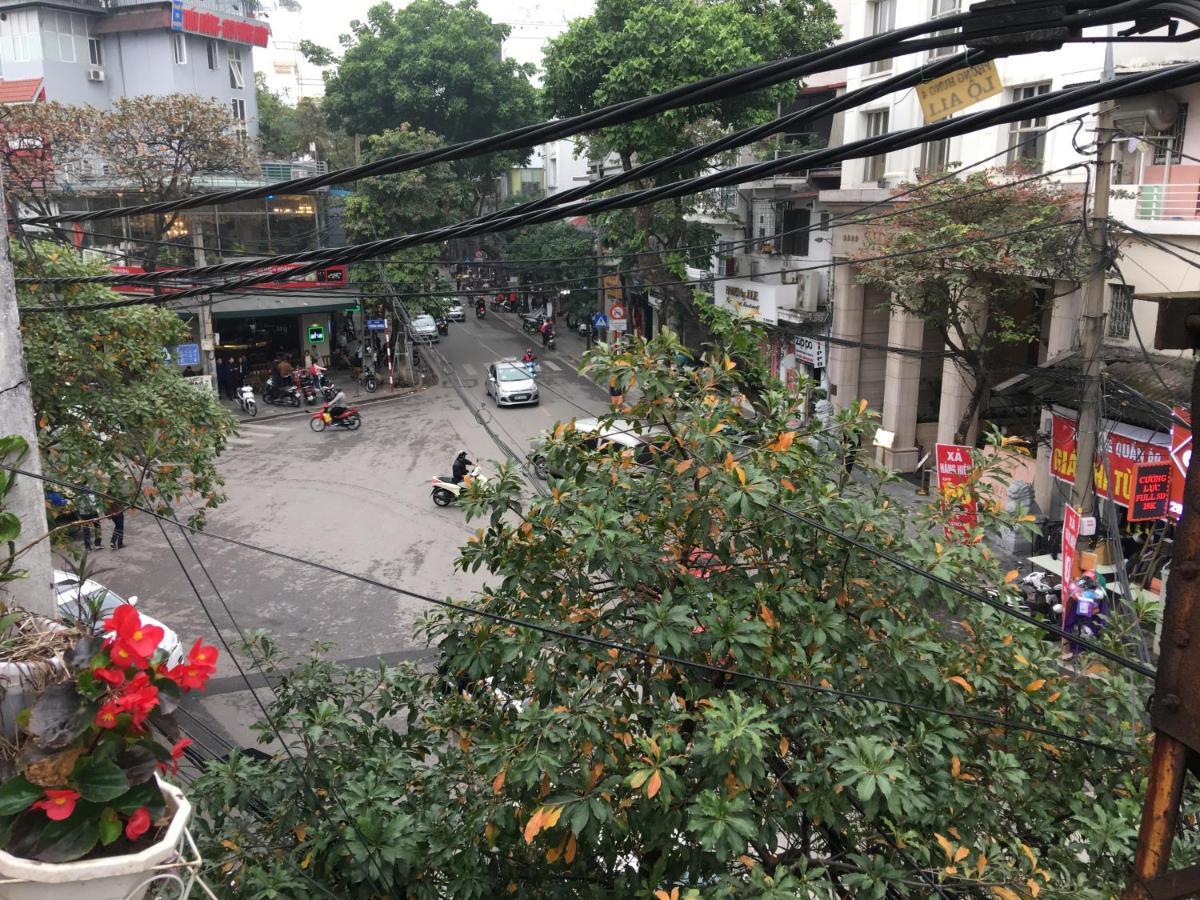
top-left (216, 357), bottom-right (230, 401)
top-left (75, 489), bottom-right (102, 552)
top-left (108, 503), bottom-right (125, 550)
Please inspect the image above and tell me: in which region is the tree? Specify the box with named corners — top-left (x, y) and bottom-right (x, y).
top-left (255, 74), bottom-right (356, 168)
top-left (313, 0), bottom-right (538, 205)
top-left (97, 95), bottom-right (255, 270)
top-left (541, 0), bottom-right (839, 346)
top-left (502, 221), bottom-right (598, 320)
top-left (191, 329), bottom-right (1167, 897)
top-left (16, 242), bottom-right (235, 529)
top-left (855, 168), bottom-right (1085, 444)
top-left (0, 101), bottom-right (100, 221)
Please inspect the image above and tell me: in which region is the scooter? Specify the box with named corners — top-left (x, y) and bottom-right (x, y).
top-left (309, 403), bottom-right (362, 432)
top-left (475, 304), bottom-right (486, 319)
top-left (1017, 570), bottom-right (1060, 620)
top-left (320, 380), bottom-right (340, 403)
top-left (522, 314), bottom-right (544, 334)
top-left (546, 331), bottom-right (557, 351)
top-left (298, 373), bottom-right (319, 405)
top-left (235, 384), bottom-right (257, 417)
top-left (263, 376), bottom-right (301, 407)
top-left (431, 466), bottom-right (488, 507)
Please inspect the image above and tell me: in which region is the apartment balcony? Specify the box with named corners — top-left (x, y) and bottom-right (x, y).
top-left (1110, 164), bottom-right (1200, 237)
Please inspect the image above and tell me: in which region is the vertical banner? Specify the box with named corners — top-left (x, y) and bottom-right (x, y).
top-left (1060, 504), bottom-right (1081, 624)
top-left (1170, 405), bottom-right (1191, 520)
top-left (935, 443), bottom-right (977, 536)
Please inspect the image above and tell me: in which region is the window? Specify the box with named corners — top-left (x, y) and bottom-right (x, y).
top-left (1107, 284), bottom-right (1134, 340)
top-left (231, 98), bottom-right (246, 122)
top-left (781, 207), bottom-right (811, 256)
top-left (173, 32), bottom-right (187, 65)
top-left (1150, 104), bottom-right (1188, 164)
top-left (863, 110), bottom-right (889, 182)
top-left (1007, 83), bottom-right (1052, 169)
top-left (920, 138), bottom-right (950, 174)
top-left (229, 46), bottom-right (244, 89)
top-left (207, 39), bottom-right (219, 70)
top-left (928, 0), bottom-right (961, 59)
top-left (867, 0), bottom-right (896, 75)
top-left (88, 37), bottom-right (102, 67)
top-left (2, 10), bottom-right (42, 64)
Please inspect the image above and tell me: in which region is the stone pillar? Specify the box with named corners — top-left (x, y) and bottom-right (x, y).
top-left (877, 307), bottom-right (924, 472)
top-left (827, 262), bottom-right (863, 411)
top-left (937, 356), bottom-right (981, 446)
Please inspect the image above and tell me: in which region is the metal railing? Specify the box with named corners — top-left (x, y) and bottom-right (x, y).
top-left (1135, 183), bottom-right (1200, 221)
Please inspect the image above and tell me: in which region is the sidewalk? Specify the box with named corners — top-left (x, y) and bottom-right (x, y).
top-left (215, 370), bottom-right (429, 424)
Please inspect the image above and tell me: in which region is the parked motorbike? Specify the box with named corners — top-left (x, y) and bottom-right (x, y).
top-left (320, 381), bottom-right (340, 403)
top-left (430, 466), bottom-right (488, 507)
top-left (1016, 570), bottom-right (1060, 620)
top-left (310, 403), bottom-right (362, 432)
top-left (263, 376), bottom-right (301, 407)
top-left (235, 384), bottom-right (257, 417)
top-left (298, 373), bottom-right (319, 405)
top-left (521, 313), bottom-right (544, 334)
top-left (355, 368), bottom-right (378, 393)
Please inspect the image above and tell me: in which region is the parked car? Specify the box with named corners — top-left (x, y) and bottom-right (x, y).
top-left (530, 417), bottom-right (668, 480)
top-left (409, 314), bottom-right (440, 344)
top-left (52, 569), bottom-right (184, 667)
top-left (446, 302), bottom-right (466, 322)
top-left (486, 361), bottom-right (539, 408)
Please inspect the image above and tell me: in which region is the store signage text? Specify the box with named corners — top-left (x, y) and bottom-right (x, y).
top-left (1061, 505), bottom-right (1080, 614)
top-left (1049, 412), bottom-right (1169, 509)
top-left (110, 263), bottom-right (350, 296)
top-left (917, 60), bottom-right (1002, 123)
top-left (1129, 461), bottom-right (1173, 522)
top-left (793, 334), bottom-right (826, 369)
top-left (172, 3), bottom-right (270, 47)
top-left (935, 443), bottom-right (977, 537)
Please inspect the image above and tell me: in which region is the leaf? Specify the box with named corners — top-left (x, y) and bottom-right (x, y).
top-left (767, 431), bottom-right (796, 452)
top-left (1027, 879), bottom-right (1041, 897)
top-left (647, 770), bottom-right (662, 798)
top-left (98, 806), bottom-right (121, 846)
top-left (523, 808), bottom-right (545, 845)
top-left (977, 853), bottom-right (987, 876)
top-left (492, 770), bottom-right (506, 795)
top-left (934, 833), bottom-right (954, 860)
top-left (0, 513), bottom-right (20, 543)
top-left (74, 758), bottom-right (129, 803)
top-left (1004, 569), bottom-right (1019, 583)
top-left (30, 802), bottom-right (100, 862)
top-left (948, 675), bottom-right (974, 694)
top-left (0, 776), bottom-right (43, 816)
top-left (629, 770), bottom-right (651, 790)
top-left (993, 889), bottom-right (1022, 900)
top-left (546, 841), bottom-right (562, 863)
top-left (543, 806), bottom-right (564, 829)
top-left (954, 846), bottom-right (970, 862)
top-left (27, 684), bottom-right (95, 752)
top-left (565, 832), bottom-right (577, 864)
top-left (858, 399), bottom-right (868, 413)
top-left (1025, 679), bottom-right (1046, 693)
top-left (760, 604), bottom-right (777, 629)
top-left (950, 756), bottom-right (961, 779)
top-left (484, 822), bottom-right (497, 844)
top-left (779, 737), bottom-right (789, 756)
top-left (675, 458), bottom-right (694, 474)
top-left (1020, 842), bottom-right (1037, 866)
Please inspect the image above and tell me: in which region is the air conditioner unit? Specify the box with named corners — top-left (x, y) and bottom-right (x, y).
top-left (798, 272), bottom-right (821, 312)
top-left (87, 67), bottom-right (105, 82)
top-left (781, 268), bottom-right (800, 285)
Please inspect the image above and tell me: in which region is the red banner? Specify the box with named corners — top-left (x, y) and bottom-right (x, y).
top-left (935, 443), bottom-right (977, 535)
top-left (180, 9), bottom-right (270, 47)
top-left (109, 263), bottom-right (349, 296)
top-left (1049, 412), bottom-right (1169, 508)
top-left (1170, 405), bottom-right (1191, 520)
top-left (1061, 504), bottom-right (1080, 617)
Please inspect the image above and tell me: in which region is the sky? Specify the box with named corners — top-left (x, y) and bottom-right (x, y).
top-left (256, 0), bottom-right (596, 100)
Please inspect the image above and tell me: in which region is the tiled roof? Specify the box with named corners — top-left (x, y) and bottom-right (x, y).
top-left (0, 79), bottom-right (44, 105)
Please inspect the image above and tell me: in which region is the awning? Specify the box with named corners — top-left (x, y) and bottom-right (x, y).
top-left (0, 78), bottom-right (45, 105)
top-left (186, 289), bottom-right (362, 320)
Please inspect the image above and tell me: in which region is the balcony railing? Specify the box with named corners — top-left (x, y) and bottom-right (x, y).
top-left (1135, 183), bottom-right (1200, 221)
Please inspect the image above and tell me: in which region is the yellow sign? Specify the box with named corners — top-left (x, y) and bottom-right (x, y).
top-left (917, 60), bottom-right (1002, 124)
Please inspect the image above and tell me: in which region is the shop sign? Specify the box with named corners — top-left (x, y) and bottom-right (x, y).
top-left (173, 5), bottom-right (271, 47)
top-left (1129, 461), bottom-right (1173, 522)
top-left (1170, 405), bottom-right (1191, 520)
top-left (110, 263), bottom-right (349, 295)
top-left (935, 443), bottom-right (977, 535)
top-left (716, 278), bottom-right (780, 325)
top-left (917, 60), bottom-right (1002, 123)
top-left (1061, 504), bottom-right (1081, 617)
top-left (793, 334), bottom-right (826, 369)
top-left (185, 374), bottom-right (215, 394)
top-left (1049, 411), bottom-right (1169, 508)
top-left (174, 343), bottom-right (200, 367)
top-left (307, 325), bottom-right (326, 344)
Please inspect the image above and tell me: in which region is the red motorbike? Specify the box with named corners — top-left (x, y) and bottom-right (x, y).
top-left (310, 403), bottom-right (362, 432)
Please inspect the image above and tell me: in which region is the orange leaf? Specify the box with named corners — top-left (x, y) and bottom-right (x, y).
top-left (647, 770), bottom-right (662, 798)
top-left (546, 838), bottom-right (564, 863)
top-left (760, 604), bottom-right (778, 629)
top-left (948, 675), bottom-right (974, 694)
top-left (1020, 843), bottom-right (1037, 866)
top-left (1026, 679), bottom-right (1046, 693)
top-left (858, 399), bottom-right (868, 413)
top-left (976, 853), bottom-right (987, 876)
top-left (951, 755), bottom-right (962, 779)
top-left (954, 846), bottom-right (969, 862)
top-left (675, 458), bottom-right (694, 474)
top-left (523, 809), bottom-right (545, 844)
top-left (779, 736), bottom-right (790, 756)
top-left (934, 833), bottom-right (954, 860)
top-left (781, 477), bottom-right (796, 491)
top-left (1004, 569), bottom-right (1019, 583)
top-left (768, 431), bottom-right (796, 452)
top-left (1027, 879), bottom-right (1041, 897)
top-left (544, 806), bottom-right (563, 829)
top-left (992, 889), bottom-right (1022, 900)
top-left (492, 770), bottom-right (507, 795)
top-left (565, 833), bottom-right (577, 864)
top-left (738, 854), bottom-right (757, 868)
top-left (485, 822), bottom-right (497, 844)
top-left (695, 466), bottom-right (711, 479)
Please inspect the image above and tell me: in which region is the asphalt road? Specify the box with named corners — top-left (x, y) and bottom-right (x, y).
top-left (81, 312), bottom-right (607, 747)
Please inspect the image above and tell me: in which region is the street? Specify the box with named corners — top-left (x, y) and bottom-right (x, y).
top-left (88, 313), bottom-right (606, 745)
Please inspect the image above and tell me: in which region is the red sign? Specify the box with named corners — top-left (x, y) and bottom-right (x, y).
top-left (179, 9), bottom-right (270, 47)
top-left (935, 443), bottom-right (977, 535)
top-left (1061, 504), bottom-right (1081, 618)
top-left (1170, 405), bottom-right (1191, 521)
top-left (1129, 461), bottom-right (1173, 522)
top-left (1049, 411), bottom-right (1169, 508)
top-left (109, 263), bottom-right (349, 296)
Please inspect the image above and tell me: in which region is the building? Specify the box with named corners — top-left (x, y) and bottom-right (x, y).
top-left (0, 0), bottom-right (262, 135)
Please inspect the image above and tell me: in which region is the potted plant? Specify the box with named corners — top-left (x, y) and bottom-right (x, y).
top-left (0, 603), bottom-right (217, 900)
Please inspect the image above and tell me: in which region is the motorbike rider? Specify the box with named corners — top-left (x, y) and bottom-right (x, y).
top-left (522, 348), bottom-right (537, 374)
top-left (452, 450), bottom-right (473, 484)
top-left (326, 389), bottom-right (349, 422)
top-left (475, 296), bottom-right (486, 314)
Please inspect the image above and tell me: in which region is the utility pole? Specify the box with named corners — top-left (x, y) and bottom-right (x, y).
top-left (192, 232), bottom-right (215, 381)
top-left (0, 172), bottom-right (55, 618)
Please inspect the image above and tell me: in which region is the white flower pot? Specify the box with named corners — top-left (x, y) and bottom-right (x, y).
top-left (0, 778), bottom-right (192, 900)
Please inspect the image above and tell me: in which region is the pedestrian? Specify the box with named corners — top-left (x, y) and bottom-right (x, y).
top-left (75, 489), bottom-right (102, 552)
top-left (540, 319), bottom-right (551, 348)
top-left (108, 503), bottom-right (125, 550)
top-left (216, 357), bottom-right (230, 401)
top-left (231, 356), bottom-right (245, 394)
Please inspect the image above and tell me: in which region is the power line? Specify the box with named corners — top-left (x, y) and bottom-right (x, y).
top-left (0, 462), bottom-right (1134, 756)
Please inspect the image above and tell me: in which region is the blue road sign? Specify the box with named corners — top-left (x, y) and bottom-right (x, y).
top-left (175, 343), bottom-right (200, 366)
top-left (367, 319), bottom-right (387, 332)
top-left (593, 313), bottom-right (608, 329)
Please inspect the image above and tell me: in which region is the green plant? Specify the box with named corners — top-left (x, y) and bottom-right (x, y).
top-left (0, 436), bottom-right (29, 588)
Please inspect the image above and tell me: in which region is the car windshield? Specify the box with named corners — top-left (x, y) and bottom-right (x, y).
top-left (413, 316), bottom-right (435, 328)
top-left (57, 586), bottom-right (125, 623)
top-left (497, 366), bottom-right (530, 382)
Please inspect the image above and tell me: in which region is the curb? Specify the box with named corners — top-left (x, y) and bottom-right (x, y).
top-left (226, 384), bottom-right (429, 424)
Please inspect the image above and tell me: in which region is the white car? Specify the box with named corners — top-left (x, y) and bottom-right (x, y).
top-left (530, 417), bottom-right (668, 480)
top-left (446, 302), bottom-right (465, 322)
top-left (486, 361), bottom-right (539, 408)
top-left (409, 314), bottom-right (440, 344)
top-left (53, 570), bottom-right (184, 667)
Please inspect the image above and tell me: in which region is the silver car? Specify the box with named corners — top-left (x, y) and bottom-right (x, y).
top-left (486, 361), bottom-right (539, 407)
top-left (52, 569), bottom-right (184, 667)
top-left (409, 314), bottom-right (439, 343)
top-left (446, 302), bottom-right (465, 322)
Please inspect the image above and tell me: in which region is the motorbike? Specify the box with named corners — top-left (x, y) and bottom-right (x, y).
top-left (1062, 574), bottom-right (1107, 642)
top-left (263, 375), bottom-right (301, 407)
top-left (436, 315), bottom-right (450, 336)
top-left (546, 331), bottom-right (557, 351)
top-left (310, 402), bottom-right (362, 432)
top-left (431, 466), bottom-right (488, 507)
top-left (320, 380), bottom-right (340, 403)
top-left (522, 313), bottom-right (545, 334)
top-left (1016, 570), bottom-right (1060, 621)
top-left (235, 384), bottom-right (257, 417)
top-left (298, 373), bottom-right (319, 405)
top-left (475, 304), bottom-right (486, 319)
top-left (355, 368), bottom-right (378, 393)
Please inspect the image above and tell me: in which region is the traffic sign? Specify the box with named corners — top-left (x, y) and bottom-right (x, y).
top-left (609, 303), bottom-right (626, 321)
top-left (592, 313), bottom-right (608, 329)
top-left (367, 318), bottom-right (387, 332)
top-left (174, 343), bottom-right (200, 367)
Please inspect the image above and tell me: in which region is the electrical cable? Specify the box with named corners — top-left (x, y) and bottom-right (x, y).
top-left (0, 462), bottom-right (1134, 756)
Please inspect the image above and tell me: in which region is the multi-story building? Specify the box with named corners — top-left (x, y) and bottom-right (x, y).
top-left (0, 0), bottom-right (262, 134)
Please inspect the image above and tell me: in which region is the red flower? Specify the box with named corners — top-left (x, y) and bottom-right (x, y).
top-left (124, 807), bottom-right (151, 841)
top-left (165, 663), bottom-right (212, 692)
top-left (187, 639), bottom-right (219, 671)
top-left (115, 672), bottom-right (159, 728)
top-left (159, 737), bottom-right (193, 774)
top-left (102, 605), bottom-right (164, 660)
top-left (95, 700), bottom-right (122, 729)
top-left (31, 789), bottom-right (80, 821)
top-left (93, 667), bottom-right (124, 686)
top-left (109, 640), bottom-right (149, 671)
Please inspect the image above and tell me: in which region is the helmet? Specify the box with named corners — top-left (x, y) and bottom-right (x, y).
top-left (456, 450), bottom-right (469, 461)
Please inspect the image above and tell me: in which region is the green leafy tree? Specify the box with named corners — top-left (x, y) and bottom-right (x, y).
top-left (255, 74), bottom-right (356, 168)
top-left (503, 221), bottom-right (598, 321)
top-left (313, 0), bottom-right (538, 208)
top-left (855, 168), bottom-right (1085, 443)
top-left (191, 330), bottom-right (1170, 897)
top-left (16, 242), bottom-right (235, 529)
top-left (541, 0), bottom-right (839, 345)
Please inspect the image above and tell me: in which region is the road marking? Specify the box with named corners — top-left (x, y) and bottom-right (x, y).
top-left (239, 422), bottom-right (287, 433)
top-left (541, 359), bottom-right (562, 372)
top-left (226, 437), bottom-right (255, 447)
top-left (462, 363), bottom-right (479, 377)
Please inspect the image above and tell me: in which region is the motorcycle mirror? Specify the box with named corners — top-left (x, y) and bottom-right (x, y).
top-left (127, 595), bottom-right (138, 606)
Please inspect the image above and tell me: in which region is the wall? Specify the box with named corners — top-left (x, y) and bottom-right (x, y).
top-left (543, 138), bottom-right (592, 196)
